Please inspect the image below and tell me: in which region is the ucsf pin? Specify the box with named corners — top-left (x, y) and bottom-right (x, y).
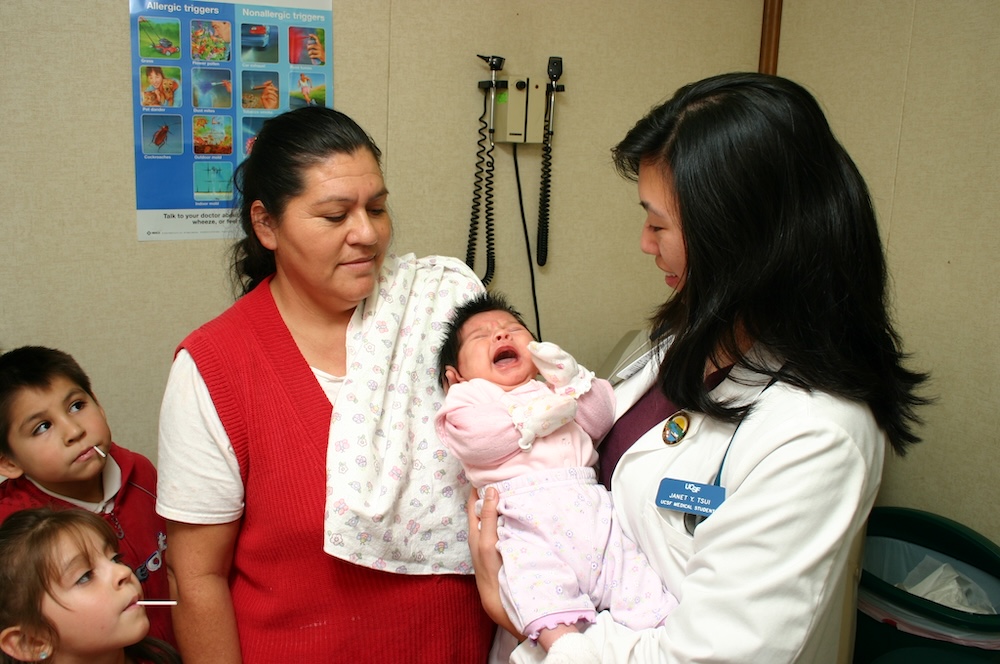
top-left (662, 412), bottom-right (689, 446)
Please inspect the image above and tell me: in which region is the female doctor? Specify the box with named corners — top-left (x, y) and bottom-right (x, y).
top-left (469, 73), bottom-right (929, 663)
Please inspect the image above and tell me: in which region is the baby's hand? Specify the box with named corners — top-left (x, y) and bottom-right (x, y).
top-left (508, 391), bottom-right (577, 450)
top-left (528, 341), bottom-right (593, 397)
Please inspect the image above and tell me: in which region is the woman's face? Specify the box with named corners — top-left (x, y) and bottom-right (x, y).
top-left (147, 69), bottom-right (163, 89)
top-left (637, 161), bottom-right (687, 291)
top-left (253, 149), bottom-right (391, 313)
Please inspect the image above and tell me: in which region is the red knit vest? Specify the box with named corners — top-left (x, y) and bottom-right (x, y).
top-left (181, 278), bottom-right (494, 663)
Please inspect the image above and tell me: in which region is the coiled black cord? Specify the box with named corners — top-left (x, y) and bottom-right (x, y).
top-left (536, 137), bottom-right (552, 267)
top-left (465, 94), bottom-right (488, 269)
top-left (482, 144), bottom-right (496, 286)
top-left (466, 91), bottom-right (496, 286)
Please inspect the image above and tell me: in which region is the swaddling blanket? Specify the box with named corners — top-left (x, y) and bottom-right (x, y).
top-left (323, 253), bottom-right (484, 573)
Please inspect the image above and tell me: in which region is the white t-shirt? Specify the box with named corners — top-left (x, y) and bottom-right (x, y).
top-left (155, 349), bottom-right (342, 524)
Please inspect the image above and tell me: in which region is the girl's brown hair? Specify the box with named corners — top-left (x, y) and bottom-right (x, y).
top-left (0, 508), bottom-right (180, 664)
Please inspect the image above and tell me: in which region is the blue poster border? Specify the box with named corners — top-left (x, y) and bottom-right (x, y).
top-left (129, 0), bottom-right (333, 241)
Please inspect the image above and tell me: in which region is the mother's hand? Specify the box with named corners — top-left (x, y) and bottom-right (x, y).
top-left (466, 488), bottom-right (521, 638)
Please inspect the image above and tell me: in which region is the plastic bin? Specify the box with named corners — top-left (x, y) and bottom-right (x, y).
top-left (854, 507), bottom-right (1000, 663)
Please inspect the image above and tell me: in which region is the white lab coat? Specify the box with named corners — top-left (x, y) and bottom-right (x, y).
top-left (511, 351), bottom-right (884, 663)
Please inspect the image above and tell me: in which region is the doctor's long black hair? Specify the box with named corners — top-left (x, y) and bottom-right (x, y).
top-left (612, 72), bottom-right (929, 455)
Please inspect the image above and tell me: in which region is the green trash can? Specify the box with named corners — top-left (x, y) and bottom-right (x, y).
top-left (854, 507), bottom-right (1000, 663)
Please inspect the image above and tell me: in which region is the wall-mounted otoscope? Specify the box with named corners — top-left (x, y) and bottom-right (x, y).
top-left (536, 56), bottom-right (564, 267)
top-left (545, 56), bottom-right (563, 138)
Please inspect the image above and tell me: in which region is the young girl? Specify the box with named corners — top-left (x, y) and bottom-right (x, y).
top-left (0, 508), bottom-right (179, 664)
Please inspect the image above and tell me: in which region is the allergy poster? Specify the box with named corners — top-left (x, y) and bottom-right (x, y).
top-left (130, 0), bottom-right (333, 241)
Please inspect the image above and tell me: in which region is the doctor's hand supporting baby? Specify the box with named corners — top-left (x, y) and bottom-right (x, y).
top-left (468, 73), bottom-right (929, 663)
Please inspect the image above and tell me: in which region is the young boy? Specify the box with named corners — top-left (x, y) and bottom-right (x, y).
top-left (0, 346), bottom-right (173, 646)
top-left (435, 292), bottom-right (677, 661)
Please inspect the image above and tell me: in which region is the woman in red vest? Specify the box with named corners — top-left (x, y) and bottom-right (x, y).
top-left (156, 107), bottom-right (495, 664)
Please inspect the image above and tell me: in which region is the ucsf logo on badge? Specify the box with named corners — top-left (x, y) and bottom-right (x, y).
top-left (656, 478), bottom-right (726, 517)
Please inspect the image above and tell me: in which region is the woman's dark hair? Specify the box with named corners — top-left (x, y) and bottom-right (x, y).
top-left (0, 508), bottom-right (180, 664)
top-left (229, 106), bottom-right (383, 295)
top-left (437, 291), bottom-right (530, 389)
top-left (612, 72), bottom-right (929, 455)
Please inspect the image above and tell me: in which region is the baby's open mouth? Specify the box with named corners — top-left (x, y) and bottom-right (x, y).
top-left (493, 348), bottom-right (518, 366)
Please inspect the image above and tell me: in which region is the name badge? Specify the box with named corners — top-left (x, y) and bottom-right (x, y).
top-left (655, 478), bottom-right (726, 518)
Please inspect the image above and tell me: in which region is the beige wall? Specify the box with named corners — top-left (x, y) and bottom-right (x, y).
top-left (1, 2), bottom-right (996, 543)
top-left (0, 0), bottom-right (759, 458)
top-left (780, 1), bottom-right (1000, 544)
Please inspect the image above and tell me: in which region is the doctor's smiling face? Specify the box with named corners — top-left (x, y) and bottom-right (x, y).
top-left (638, 160), bottom-right (687, 291)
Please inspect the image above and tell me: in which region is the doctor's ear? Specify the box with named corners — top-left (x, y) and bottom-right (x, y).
top-left (250, 200), bottom-right (277, 250)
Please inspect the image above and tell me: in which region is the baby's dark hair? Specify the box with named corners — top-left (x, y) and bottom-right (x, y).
top-left (0, 347), bottom-right (94, 456)
top-left (0, 508), bottom-right (180, 664)
top-left (436, 291), bottom-right (529, 389)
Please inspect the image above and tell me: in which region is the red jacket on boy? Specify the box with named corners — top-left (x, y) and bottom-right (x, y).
top-left (0, 443), bottom-right (174, 645)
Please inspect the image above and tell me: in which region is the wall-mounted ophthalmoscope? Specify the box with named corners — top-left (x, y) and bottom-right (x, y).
top-left (478, 54), bottom-right (506, 147)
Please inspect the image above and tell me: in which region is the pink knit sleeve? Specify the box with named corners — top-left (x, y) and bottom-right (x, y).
top-left (434, 379), bottom-right (524, 472)
top-left (574, 378), bottom-right (616, 443)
